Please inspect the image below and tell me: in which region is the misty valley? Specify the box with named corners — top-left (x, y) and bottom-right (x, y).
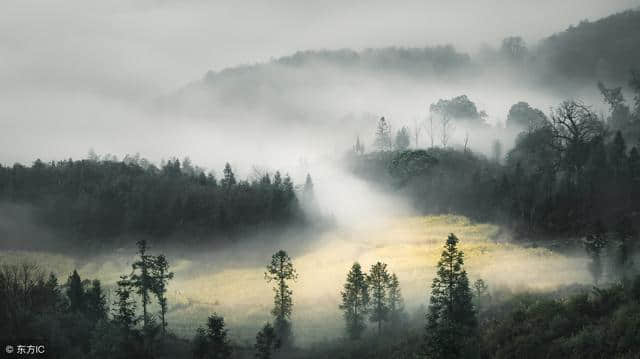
top-left (2, 3), bottom-right (640, 359)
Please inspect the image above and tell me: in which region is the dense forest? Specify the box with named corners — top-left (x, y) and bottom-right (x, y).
top-left (0, 155), bottom-right (306, 245)
top-left (348, 72), bottom-right (640, 243)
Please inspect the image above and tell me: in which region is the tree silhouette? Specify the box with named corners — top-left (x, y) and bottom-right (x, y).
top-left (254, 323), bottom-right (279, 359)
top-left (424, 233), bottom-right (477, 359)
top-left (130, 240), bottom-right (155, 328)
top-left (151, 254), bottom-right (174, 335)
top-left (193, 313), bottom-right (232, 359)
top-left (265, 250), bottom-right (298, 347)
top-left (340, 262), bottom-right (369, 339)
top-left (367, 262), bottom-right (390, 335)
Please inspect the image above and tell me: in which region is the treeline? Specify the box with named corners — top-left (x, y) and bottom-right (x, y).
top-left (5, 234), bottom-right (640, 358)
top-left (348, 74), bottom-right (640, 242)
top-left (0, 155), bottom-right (305, 243)
top-left (0, 240), bottom-right (187, 359)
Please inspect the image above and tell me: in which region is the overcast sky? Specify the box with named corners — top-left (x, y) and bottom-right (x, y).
top-left (0, 0), bottom-right (639, 166)
top-left (1, 0), bottom-right (638, 98)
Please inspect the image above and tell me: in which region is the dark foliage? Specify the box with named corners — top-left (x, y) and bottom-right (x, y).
top-left (0, 157), bottom-right (303, 244)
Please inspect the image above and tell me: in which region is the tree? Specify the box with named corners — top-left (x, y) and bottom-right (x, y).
top-left (151, 254), bottom-right (174, 335)
top-left (395, 126), bottom-right (411, 151)
top-left (500, 36), bottom-right (527, 62)
top-left (387, 273), bottom-right (405, 330)
top-left (193, 314), bottom-right (233, 359)
top-left (221, 163), bottom-right (236, 189)
top-left (424, 233), bottom-right (477, 359)
top-left (550, 100), bottom-right (604, 176)
top-left (113, 275), bottom-right (137, 330)
top-left (585, 221), bottom-right (607, 285)
top-left (354, 136), bottom-right (365, 155)
top-left (340, 262), bottom-right (370, 340)
top-left (264, 250), bottom-right (298, 347)
top-left (367, 262), bottom-right (390, 334)
top-left (86, 279), bottom-right (107, 322)
top-left (506, 102), bottom-right (547, 130)
top-left (130, 240), bottom-right (155, 328)
top-left (66, 269), bottom-right (85, 313)
top-left (491, 139), bottom-right (502, 164)
top-left (613, 217), bottom-right (636, 280)
top-left (374, 117), bottom-right (393, 152)
top-left (254, 323), bottom-right (279, 359)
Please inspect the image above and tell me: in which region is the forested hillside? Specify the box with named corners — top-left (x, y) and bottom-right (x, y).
top-left (0, 155), bottom-right (304, 244)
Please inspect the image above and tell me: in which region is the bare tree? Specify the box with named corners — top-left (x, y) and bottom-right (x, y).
top-left (413, 117), bottom-right (422, 148)
top-left (439, 113), bottom-right (455, 147)
top-left (550, 100), bottom-right (604, 173)
top-left (425, 115), bottom-right (435, 148)
top-left (463, 131), bottom-right (469, 152)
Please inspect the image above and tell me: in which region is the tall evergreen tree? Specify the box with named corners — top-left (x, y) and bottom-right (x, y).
top-left (130, 240), bottom-right (155, 328)
top-left (264, 250), bottom-right (297, 347)
top-left (424, 234), bottom-right (477, 359)
top-left (113, 275), bottom-right (137, 330)
top-left (254, 323), bottom-right (279, 359)
top-left (366, 262), bottom-right (390, 335)
top-left (374, 117), bottom-right (393, 152)
top-left (221, 163), bottom-right (236, 189)
top-left (151, 254), bottom-right (174, 335)
top-left (85, 279), bottom-right (107, 322)
top-left (66, 269), bottom-right (85, 313)
top-left (193, 314), bottom-right (233, 359)
top-left (387, 273), bottom-right (405, 330)
top-left (340, 262), bottom-right (370, 340)
top-left (395, 126), bottom-right (411, 151)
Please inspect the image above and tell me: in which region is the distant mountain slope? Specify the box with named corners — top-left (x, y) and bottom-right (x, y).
top-left (535, 9), bottom-right (640, 83)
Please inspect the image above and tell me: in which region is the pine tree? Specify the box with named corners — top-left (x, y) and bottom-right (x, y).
top-left (374, 117), bottom-right (392, 152)
top-left (193, 314), bottom-right (233, 359)
top-left (113, 275), bottom-right (137, 330)
top-left (395, 126), bottom-right (411, 151)
top-left (340, 262), bottom-right (369, 340)
top-left (302, 174), bottom-right (315, 206)
top-left (264, 250), bottom-right (297, 347)
top-left (255, 323), bottom-right (279, 359)
top-left (387, 273), bottom-right (405, 329)
top-left (66, 269), bottom-right (85, 313)
top-left (151, 254), bottom-right (174, 335)
top-left (367, 262), bottom-right (390, 334)
top-left (424, 233), bottom-right (477, 359)
top-left (86, 279), bottom-right (107, 322)
top-left (221, 163), bottom-right (236, 189)
top-left (130, 240), bottom-right (155, 328)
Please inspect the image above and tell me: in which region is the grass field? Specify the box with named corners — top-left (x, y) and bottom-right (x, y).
top-left (0, 215), bottom-right (591, 346)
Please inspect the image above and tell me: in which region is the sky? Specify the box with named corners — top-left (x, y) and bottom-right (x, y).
top-left (0, 0), bottom-right (638, 166)
top-left (1, 0), bottom-right (638, 98)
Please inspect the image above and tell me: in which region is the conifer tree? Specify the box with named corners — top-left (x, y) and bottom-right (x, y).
top-left (367, 262), bottom-right (390, 334)
top-left (66, 269), bottom-right (85, 313)
top-left (86, 279), bottom-right (107, 322)
top-left (387, 273), bottom-right (405, 329)
top-left (255, 323), bottom-right (279, 359)
top-left (374, 117), bottom-right (393, 152)
top-left (395, 126), bottom-right (411, 151)
top-left (264, 250), bottom-right (298, 347)
top-left (221, 163), bottom-right (236, 189)
top-left (193, 314), bottom-right (233, 359)
top-left (424, 234), bottom-right (477, 359)
top-left (130, 240), bottom-right (155, 328)
top-left (340, 262), bottom-right (369, 340)
top-left (113, 275), bottom-right (137, 330)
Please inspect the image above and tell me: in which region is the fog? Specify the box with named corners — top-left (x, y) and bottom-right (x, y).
top-left (1, 1), bottom-right (639, 351)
